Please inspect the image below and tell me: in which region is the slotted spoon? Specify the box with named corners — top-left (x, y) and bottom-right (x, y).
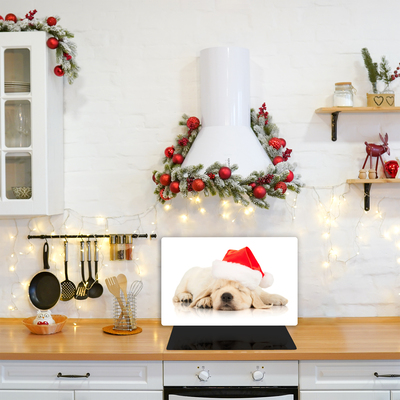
top-left (60, 241), bottom-right (76, 301)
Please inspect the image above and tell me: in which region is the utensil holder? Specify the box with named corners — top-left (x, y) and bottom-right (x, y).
top-left (113, 293), bottom-right (136, 331)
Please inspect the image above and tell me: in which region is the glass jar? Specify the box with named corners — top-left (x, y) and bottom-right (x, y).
top-left (333, 82), bottom-right (355, 107)
top-left (125, 234), bottom-right (133, 261)
top-left (109, 234), bottom-right (117, 261)
top-left (117, 234), bottom-right (125, 260)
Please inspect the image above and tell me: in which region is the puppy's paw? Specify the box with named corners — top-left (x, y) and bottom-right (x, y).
top-left (194, 296), bottom-right (212, 309)
top-left (174, 292), bottom-right (193, 303)
top-left (269, 294), bottom-right (288, 306)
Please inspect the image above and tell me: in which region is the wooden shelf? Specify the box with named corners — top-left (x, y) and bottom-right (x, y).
top-left (315, 107), bottom-right (400, 141)
top-left (316, 107), bottom-right (400, 114)
top-left (347, 178), bottom-right (400, 211)
top-left (347, 178), bottom-right (400, 184)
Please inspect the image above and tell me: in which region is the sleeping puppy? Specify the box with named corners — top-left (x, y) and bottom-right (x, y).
top-left (173, 267), bottom-right (288, 311)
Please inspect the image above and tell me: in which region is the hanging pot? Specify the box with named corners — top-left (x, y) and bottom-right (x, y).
top-left (28, 242), bottom-right (61, 310)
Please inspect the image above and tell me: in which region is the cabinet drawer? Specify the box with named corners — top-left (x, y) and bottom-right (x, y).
top-left (0, 360), bottom-right (162, 390)
top-left (76, 390), bottom-right (163, 400)
top-left (0, 391), bottom-right (74, 400)
top-left (300, 391), bottom-right (390, 400)
top-left (300, 361), bottom-right (400, 390)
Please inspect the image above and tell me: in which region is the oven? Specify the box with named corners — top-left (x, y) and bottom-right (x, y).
top-left (164, 361), bottom-right (298, 400)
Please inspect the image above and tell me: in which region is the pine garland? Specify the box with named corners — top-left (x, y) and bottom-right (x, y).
top-left (153, 104), bottom-right (304, 210)
top-left (0, 11), bottom-right (79, 84)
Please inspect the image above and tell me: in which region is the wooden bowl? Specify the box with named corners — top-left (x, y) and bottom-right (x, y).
top-left (22, 315), bottom-right (67, 335)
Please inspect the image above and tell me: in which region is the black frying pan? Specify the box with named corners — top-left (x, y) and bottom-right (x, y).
top-left (28, 242), bottom-right (61, 310)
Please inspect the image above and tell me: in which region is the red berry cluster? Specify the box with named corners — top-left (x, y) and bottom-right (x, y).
top-left (391, 64), bottom-right (400, 81)
top-left (256, 174), bottom-right (274, 185)
top-left (24, 9), bottom-right (37, 20)
top-left (187, 177), bottom-right (194, 192)
top-left (258, 102), bottom-right (269, 125)
top-left (282, 148), bottom-right (292, 161)
top-left (178, 138), bottom-right (189, 146)
top-left (207, 173), bottom-right (215, 180)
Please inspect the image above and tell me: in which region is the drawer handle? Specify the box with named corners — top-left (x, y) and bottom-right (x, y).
top-left (57, 373), bottom-right (90, 379)
top-left (374, 372), bottom-right (400, 378)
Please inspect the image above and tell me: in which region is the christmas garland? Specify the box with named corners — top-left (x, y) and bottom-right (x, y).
top-left (0, 11), bottom-right (78, 84)
top-left (152, 103), bottom-right (304, 209)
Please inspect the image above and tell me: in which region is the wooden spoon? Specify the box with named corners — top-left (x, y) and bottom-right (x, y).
top-left (105, 276), bottom-right (130, 328)
top-left (117, 274), bottom-right (128, 302)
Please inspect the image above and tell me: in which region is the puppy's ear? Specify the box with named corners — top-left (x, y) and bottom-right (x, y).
top-left (250, 291), bottom-right (273, 309)
top-left (189, 285), bottom-right (213, 308)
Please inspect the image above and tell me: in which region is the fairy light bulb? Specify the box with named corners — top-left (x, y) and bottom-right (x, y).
top-left (164, 204), bottom-right (171, 211)
top-left (9, 266), bottom-right (15, 272)
top-left (323, 262), bottom-right (330, 268)
top-left (200, 208), bottom-right (206, 214)
top-left (322, 233), bottom-right (330, 239)
top-left (181, 215), bottom-right (188, 221)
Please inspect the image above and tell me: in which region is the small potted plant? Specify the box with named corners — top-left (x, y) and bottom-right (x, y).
top-left (361, 48), bottom-right (398, 107)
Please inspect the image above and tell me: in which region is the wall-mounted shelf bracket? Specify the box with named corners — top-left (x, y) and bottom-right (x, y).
top-left (331, 111), bottom-right (340, 141)
top-left (363, 183), bottom-right (371, 212)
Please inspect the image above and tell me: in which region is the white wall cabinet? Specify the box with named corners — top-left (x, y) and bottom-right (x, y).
top-left (0, 31), bottom-right (63, 216)
top-left (300, 360), bottom-right (400, 400)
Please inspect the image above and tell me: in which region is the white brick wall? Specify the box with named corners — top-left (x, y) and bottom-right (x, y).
top-left (1, 0), bottom-right (400, 319)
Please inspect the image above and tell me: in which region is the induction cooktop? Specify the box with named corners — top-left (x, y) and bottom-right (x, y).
top-left (166, 326), bottom-right (296, 350)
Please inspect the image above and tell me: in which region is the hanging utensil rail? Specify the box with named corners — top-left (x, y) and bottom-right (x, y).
top-left (27, 233), bottom-right (157, 240)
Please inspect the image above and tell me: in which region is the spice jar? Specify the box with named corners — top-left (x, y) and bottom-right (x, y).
top-left (333, 82), bottom-right (355, 107)
top-left (117, 234), bottom-right (125, 260)
top-left (125, 234), bottom-right (133, 260)
top-left (109, 234), bottom-right (117, 261)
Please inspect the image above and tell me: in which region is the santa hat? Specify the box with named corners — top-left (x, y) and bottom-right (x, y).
top-left (212, 247), bottom-right (274, 291)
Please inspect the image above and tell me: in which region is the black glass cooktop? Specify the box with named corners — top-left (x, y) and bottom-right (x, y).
top-left (166, 326), bottom-right (296, 350)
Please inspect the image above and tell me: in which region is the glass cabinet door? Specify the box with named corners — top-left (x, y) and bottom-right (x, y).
top-left (1, 46), bottom-right (32, 202)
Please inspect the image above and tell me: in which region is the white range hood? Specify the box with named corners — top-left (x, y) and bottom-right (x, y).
top-left (181, 46), bottom-right (272, 176)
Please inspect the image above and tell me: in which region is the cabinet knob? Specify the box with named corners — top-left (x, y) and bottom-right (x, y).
top-left (252, 370), bottom-right (264, 381)
top-left (197, 370), bottom-right (211, 381)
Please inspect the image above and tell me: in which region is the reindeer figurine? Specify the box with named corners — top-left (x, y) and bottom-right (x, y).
top-left (361, 133), bottom-right (390, 179)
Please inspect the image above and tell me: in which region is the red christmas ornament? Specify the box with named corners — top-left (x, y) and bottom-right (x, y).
top-left (152, 174), bottom-right (158, 184)
top-left (253, 186), bottom-right (267, 199)
top-left (219, 167), bottom-right (232, 180)
top-left (280, 138), bottom-right (286, 148)
top-left (164, 146), bottom-right (175, 158)
top-left (385, 160), bottom-right (399, 178)
top-left (186, 116), bottom-right (200, 131)
top-left (249, 182), bottom-right (256, 188)
top-left (172, 153), bottom-right (184, 164)
top-left (159, 174), bottom-right (171, 186)
top-left (192, 179), bottom-right (205, 192)
top-left (47, 16), bottom-right (57, 26)
top-left (169, 181), bottom-right (181, 193)
top-left (63, 52), bottom-right (72, 61)
top-left (0, 16), bottom-right (3, 21)
top-left (285, 170), bottom-right (294, 182)
top-left (159, 189), bottom-right (171, 201)
top-left (178, 137), bottom-right (188, 146)
top-left (54, 65), bottom-right (64, 77)
top-left (274, 182), bottom-right (287, 194)
top-left (46, 37), bottom-right (59, 49)
top-left (273, 156), bottom-right (283, 165)
top-left (5, 13), bottom-right (17, 23)
top-left (268, 137), bottom-right (282, 150)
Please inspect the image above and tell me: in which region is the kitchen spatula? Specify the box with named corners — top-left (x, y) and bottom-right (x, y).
top-left (75, 240), bottom-right (88, 300)
top-left (60, 241), bottom-right (76, 301)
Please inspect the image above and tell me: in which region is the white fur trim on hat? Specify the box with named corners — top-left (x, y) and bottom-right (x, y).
top-left (212, 260), bottom-right (263, 291)
top-left (260, 272), bottom-right (274, 288)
